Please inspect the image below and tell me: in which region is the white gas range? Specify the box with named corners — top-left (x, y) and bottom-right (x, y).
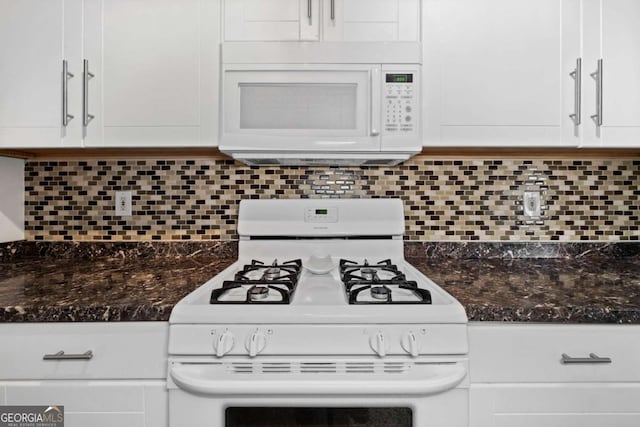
top-left (168, 199), bottom-right (469, 427)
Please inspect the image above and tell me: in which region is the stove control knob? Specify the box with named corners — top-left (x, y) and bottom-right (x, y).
top-left (214, 330), bottom-right (235, 357)
top-left (246, 331), bottom-right (267, 357)
top-left (369, 331), bottom-right (388, 357)
top-left (401, 331), bottom-right (420, 357)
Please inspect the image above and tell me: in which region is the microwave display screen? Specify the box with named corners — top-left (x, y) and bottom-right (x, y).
top-left (315, 209), bottom-right (328, 215)
top-left (386, 74), bottom-right (413, 83)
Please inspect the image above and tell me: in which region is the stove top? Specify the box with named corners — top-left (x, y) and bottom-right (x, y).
top-left (209, 258), bottom-right (434, 306)
top-left (169, 199), bottom-right (467, 325)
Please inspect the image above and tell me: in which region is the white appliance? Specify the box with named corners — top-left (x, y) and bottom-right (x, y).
top-left (168, 199), bottom-right (469, 427)
top-left (219, 43), bottom-right (422, 166)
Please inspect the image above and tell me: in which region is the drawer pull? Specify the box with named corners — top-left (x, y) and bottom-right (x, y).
top-left (561, 353), bottom-right (611, 364)
top-left (43, 350), bottom-right (93, 361)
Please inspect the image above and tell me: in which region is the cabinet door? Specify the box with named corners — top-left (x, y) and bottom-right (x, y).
top-left (82, 0), bottom-right (219, 147)
top-left (423, 0), bottom-right (581, 147)
top-left (224, 0), bottom-right (320, 41)
top-left (470, 384), bottom-right (640, 427)
top-left (0, 0), bottom-right (82, 147)
top-left (582, 0), bottom-right (640, 147)
top-left (324, 0), bottom-right (420, 42)
top-left (2, 381), bottom-right (166, 427)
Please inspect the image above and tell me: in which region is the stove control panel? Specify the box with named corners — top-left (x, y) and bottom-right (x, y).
top-left (171, 324), bottom-right (469, 357)
top-left (304, 207), bottom-right (338, 223)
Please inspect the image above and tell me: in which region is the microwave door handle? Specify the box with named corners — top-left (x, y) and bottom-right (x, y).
top-left (370, 68), bottom-right (381, 136)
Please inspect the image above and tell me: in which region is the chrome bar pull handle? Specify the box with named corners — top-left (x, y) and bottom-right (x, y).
top-left (83, 59), bottom-right (95, 127)
top-left (308, 0), bottom-right (312, 21)
top-left (62, 60), bottom-right (74, 127)
top-left (569, 58), bottom-right (581, 126)
top-left (331, 0), bottom-right (335, 21)
top-left (590, 59), bottom-right (603, 128)
top-left (43, 350), bottom-right (93, 361)
top-left (561, 353), bottom-right (611, 364)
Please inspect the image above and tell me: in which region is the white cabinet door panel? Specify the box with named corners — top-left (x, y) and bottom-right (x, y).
top-left (325, 0), bottom-right (419, 42)
top-left (224, 0), bottom-right (319, 41)
top-left (102, 1), bottom-right (201, 127)
top-left (66, 413), bottom-right (145, 427)
top-left (144, 383), bottom-right (168, 427)
top-left (424, 0), bottom-right (580, 146)
top-left (582, 0), bottom-right (640, 147)
top-left (3, 381), bottom-right (153, 427)
top-left (0, 0), bottom-right (81, 147)
top-left (495, 414), bottom-right (640, 427)
top-left (471, 384), bottom-right (640, 427)
top-left (0, 1), bottom-right (62, 127)
top-left (5, 382), bottom-right (144, 412)
top-left (83, 0), bottom-right (219, 147)
top-left (601, 1), bottom-right (640, 127)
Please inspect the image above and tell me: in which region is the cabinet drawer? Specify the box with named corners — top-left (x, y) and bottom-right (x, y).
top-left (0, 323), bottom-right (168, 380)
top-left (469, 324), bottom-right (640, 383)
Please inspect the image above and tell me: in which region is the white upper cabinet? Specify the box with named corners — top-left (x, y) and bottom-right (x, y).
top-left (0, 0), bottom-right (82, 147)
top-left (323, 0), bottom-right (420, 42)
top-left (223, 0), bottom-right (419, 42)
top-left (423, 0), bottom-right (581, 147)
top-left (224, 0), bottom-right (320, 41)
top-left (82, 0), bottom-right (219, 147)
top-left (581, 0), bottom-right (640, 147)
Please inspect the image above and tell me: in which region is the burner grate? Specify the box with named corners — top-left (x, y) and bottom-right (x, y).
top-left (210, 259), bottom-right (302, 304)
top-left (339, 258), bottom-right (432, 305)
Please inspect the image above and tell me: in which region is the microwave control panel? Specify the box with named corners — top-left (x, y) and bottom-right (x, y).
top-left (383, 73), bottom-right (416, 134)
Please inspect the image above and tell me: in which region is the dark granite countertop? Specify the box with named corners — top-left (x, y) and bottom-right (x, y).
top-left (0, 242), bottom-right (237, 322)
top-left (0, 241), bottom-right (638, 323)
top-left (408, 242), bottom-right (640, 324)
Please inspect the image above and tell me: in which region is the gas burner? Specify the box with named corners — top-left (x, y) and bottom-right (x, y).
top-left (370, 285), bottom-right (390, 300)
top-left (340, 258), bottom-right (407, 287)
top-left (237, 259), bottom-right (302, 284)
top-left (248, 285), bottom-right (269, 301)
top-left (210, 259), bottom-right (302, 304)
top-left (339, 258), bottom-right (432, 305)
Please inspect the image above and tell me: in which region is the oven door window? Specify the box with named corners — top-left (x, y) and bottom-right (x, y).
top-left (225, 407), bottom-right (412, 427)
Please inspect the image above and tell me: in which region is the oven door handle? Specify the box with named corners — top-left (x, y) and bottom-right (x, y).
top-left (170, 363), bottom-right (466, 396)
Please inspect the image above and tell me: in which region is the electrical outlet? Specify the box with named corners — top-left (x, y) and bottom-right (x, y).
top-left (115, 191), bottom-right (132, 217)
top-left (523, 190), bottom-right (541, 218)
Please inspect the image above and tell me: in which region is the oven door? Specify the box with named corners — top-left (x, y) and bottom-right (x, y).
top-left (221, 64), bottom-right (382, 153)
top-left (168, 358), bottom-right (469, 427)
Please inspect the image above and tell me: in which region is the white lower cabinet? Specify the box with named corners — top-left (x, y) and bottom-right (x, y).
top-left (0, 322), bottom-right (169, 427)
top-left (471, 384), bottom-right (640, 427)
top-left (1, 381), bottom-right (166, 427)
top-left (469, 324), bottom-right (640, 427)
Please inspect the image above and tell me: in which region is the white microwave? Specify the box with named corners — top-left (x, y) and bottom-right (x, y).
top-left (219, 45), bottom-right (422, 166)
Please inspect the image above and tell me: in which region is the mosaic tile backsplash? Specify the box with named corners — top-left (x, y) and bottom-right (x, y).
top-left (24, 158), bottom-right (639, 242)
